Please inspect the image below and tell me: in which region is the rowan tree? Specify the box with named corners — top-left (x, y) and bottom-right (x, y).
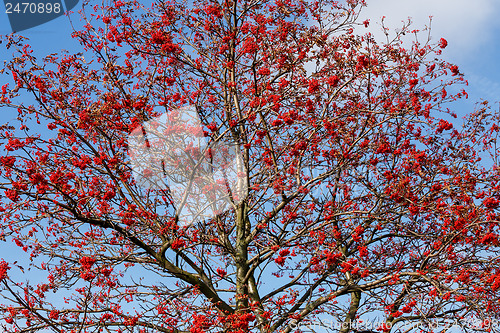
top-left (1, 0), bottom-right (500, 332)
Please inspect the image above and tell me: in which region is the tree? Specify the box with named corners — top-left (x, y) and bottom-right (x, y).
top-left (1, 0), bottom-right (500, 332)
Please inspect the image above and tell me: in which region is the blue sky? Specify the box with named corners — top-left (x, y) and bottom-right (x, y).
top-left (2, 0), bottom-right (499, 115)
top-left (359, 0), bottom-right (500, 115)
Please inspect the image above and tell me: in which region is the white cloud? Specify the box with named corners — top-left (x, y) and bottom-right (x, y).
top-left (358, 0), bottom-right (500, 61)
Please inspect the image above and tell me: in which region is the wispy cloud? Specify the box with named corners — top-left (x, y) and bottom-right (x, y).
top-left (354, 0), bottom-right (500, 106)
top-left (359, 0), bottom-right (500, 61)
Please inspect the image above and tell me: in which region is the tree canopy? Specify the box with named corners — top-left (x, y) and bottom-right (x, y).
top-left (1, 0), bottom-right (500, 332)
